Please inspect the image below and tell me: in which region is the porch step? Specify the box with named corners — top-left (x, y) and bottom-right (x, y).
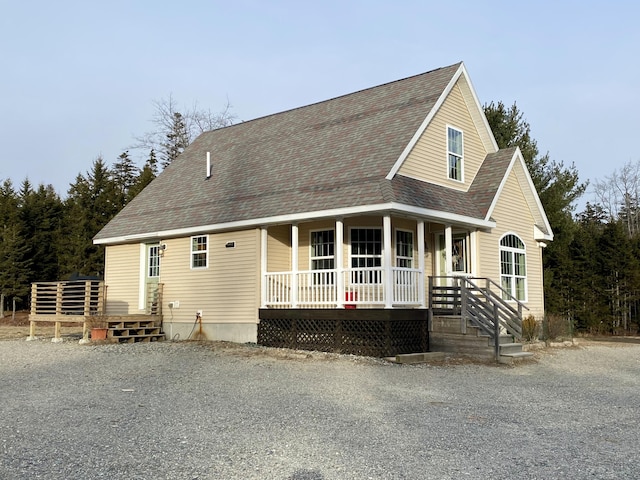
top-left (498, 351), bottom-right (534, 365)
top-left (392, 352), bottom-right (447, 364)
top-left (89, 315), bottom-right (165, 343)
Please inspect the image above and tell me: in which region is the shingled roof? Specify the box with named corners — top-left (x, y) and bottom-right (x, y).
top-left (95, 62), bottom-right (519, 243)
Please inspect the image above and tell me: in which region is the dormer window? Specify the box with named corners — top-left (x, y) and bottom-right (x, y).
top-left (447, 126), bottom-right (463, 181)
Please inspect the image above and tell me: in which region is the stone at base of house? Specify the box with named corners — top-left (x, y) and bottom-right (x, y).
top-left (164, 321), bottom-right (257, 344)
top-left (51, 337), bottom-right (64, 343)
top-left (26, 336), bottom-right (38, 342)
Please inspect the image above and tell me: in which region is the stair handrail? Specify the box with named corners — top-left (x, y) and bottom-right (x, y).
top-left (461, 277), bottom-right (527, 341)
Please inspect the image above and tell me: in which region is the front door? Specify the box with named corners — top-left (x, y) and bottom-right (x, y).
top-left (145, 243), bottom-right (161, 314)
top-left (438, 233), bottom-right (470, 276)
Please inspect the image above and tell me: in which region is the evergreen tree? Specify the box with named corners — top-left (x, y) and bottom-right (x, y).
top-left (111, 150), bottom-right (139, 207)
top-left (18, 181), bottom-right (64, 283)
top-left (127, 149), bottom-right (157, 201)
top-left (59, 158), bottom-right (120, 277)
top-left (0, 222), bottom-right (32, 309)
top-left (161, 111), bottom-right (189, 169)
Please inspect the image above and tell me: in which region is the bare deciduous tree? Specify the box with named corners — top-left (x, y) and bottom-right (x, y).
top-left (132, 94), bottom-right (236, 169)
top-left (592, 160), bottom-right (640, 236)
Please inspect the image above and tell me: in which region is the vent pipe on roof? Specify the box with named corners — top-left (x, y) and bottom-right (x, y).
top-left (206, 151), bottom-right (211, 179)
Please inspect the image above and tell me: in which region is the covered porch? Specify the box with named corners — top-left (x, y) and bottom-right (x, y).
top-left (260, 213), bottom-right (482, 309)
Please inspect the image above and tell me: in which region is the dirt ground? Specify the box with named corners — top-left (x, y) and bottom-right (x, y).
top-left (0, 311), bottom-right (83, 341)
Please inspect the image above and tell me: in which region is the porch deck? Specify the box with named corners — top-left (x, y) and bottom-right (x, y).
top-left (28, 280), bottom-right (163, 342)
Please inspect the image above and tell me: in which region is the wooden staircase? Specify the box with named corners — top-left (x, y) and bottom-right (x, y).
top-left (428, 277), bottom-right (533, 364)
top-left (93, 315), bottom-right (165, 343)
top-left (430, 315), bottom-right (532, 364)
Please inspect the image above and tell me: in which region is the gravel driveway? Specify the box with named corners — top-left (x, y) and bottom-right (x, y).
top-left (0, 338), bottom-right (638, 479)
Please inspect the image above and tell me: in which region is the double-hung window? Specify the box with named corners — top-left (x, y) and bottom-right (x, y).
top-left (447, 126), bottom-right (463, 181)
top-left (500, 234), bottom-right (526, 301)
top-left (191, 235), bottom-right (208, 269)
top-left (395, 230), bottom-right (413, 268)
top-left (351, 228), bottom-right (382, 284)
top-left (310, 230), bottom-right (335, 285)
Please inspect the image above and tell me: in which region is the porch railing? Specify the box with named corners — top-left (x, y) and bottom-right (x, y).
top-left (264, 267), bottom-right (422, 307)
top-left (428, 276), bottom-right (528, 359)
top-left (30, 280), bottom-right (105, 319)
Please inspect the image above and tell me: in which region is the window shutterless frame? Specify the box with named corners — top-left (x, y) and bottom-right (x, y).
top-left (446, 125), bottom-right (464, 182)
top-left (190, 235), bottom-right (209, 269)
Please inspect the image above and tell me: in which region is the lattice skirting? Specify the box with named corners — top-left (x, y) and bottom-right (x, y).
top-left (258, 309), bottom-right (428, 357)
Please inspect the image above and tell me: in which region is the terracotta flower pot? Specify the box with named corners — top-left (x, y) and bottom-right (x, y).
top-left (90, 328), bottom-right (108, 340)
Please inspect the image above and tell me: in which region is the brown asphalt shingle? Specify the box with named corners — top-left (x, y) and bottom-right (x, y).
top-left (94, 63), bottom-right (515, 242)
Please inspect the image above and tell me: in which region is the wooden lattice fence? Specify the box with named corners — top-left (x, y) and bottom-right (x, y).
top-left (258, 309), bottom-right (428, 357)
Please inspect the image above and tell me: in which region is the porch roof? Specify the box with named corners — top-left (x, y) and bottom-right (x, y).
top-left (94, 63), bottom-right (514, 244)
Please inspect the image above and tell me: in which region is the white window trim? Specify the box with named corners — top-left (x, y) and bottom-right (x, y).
top-left (394, 228), bottom-right (414, 268)
top-left (349, 226), bottom-right (384, 284)
top-left (446, 125), bottom-right (464, 183)
top-left (190, 234), bottom-right (209, 270)
top-left (309, 229), bottom-right (336, 270)
top-left (499, 232), bottom-right (527, 302)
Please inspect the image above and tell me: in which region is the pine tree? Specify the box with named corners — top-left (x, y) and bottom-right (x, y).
top-left (18, 181), bottom-right (63, 283)
top-left (111, 150), bottom-right (139, 207)
top-left (127, 149), bottom-right (157, 201)
top-left (0, 222), bottom-right (32, 309)
top-left (59, 158), bottom-right (120, 277)
top-left (160, 111), bottom-right (189, 169)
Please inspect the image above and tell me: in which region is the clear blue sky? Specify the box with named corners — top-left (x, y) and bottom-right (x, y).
top-left (1, 0), bottom-right (637, 209)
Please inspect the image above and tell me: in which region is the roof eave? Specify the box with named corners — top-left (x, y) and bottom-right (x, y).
top-left (94, 202), bottom-right (495, 245)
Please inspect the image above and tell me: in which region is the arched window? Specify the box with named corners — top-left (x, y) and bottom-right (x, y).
top-left (499, 234), bottom-right (526, 301)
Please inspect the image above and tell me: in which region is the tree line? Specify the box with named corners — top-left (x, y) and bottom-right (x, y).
top-left (0, 99), bottom-right (638, 334)
top-left (0, 98), bottom-right (234, 313)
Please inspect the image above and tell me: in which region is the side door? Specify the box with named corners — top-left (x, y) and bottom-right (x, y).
top-left (145, 243), bottom-right (161, 314)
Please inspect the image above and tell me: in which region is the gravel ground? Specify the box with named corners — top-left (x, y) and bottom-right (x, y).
top-left (0, 338), bottom-right (638, 480)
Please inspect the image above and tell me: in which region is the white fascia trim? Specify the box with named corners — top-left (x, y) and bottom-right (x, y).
top-left (485, 148), bottom-right (554, 241)
top-left (458, 64), bottom-right (499, 153)
top-left (94, 202), bottom-right (495, 245)
top-left (534, 225), bottom-right (553, 242)
top-left (385, 64), bottom-right (465, 181)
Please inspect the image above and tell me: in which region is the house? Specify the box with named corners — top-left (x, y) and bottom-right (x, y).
top-left (93, 62), bottom-right (552, 356)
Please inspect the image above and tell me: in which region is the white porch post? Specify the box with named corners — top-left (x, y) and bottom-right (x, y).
top-left (445, 224), bottom-right (453, 276)
top-left (291, 223), bottom-right (299, 307)
top-left (417, 220), bottom-right (426, 308)
top-left (336, 218), bottom-right (345, 308)
top-left (260, 227), bottom-right (267, 308)
top-left (383, 215), bottom-right (393, 308)
top-left (470, 229), bottom-right (478, 276)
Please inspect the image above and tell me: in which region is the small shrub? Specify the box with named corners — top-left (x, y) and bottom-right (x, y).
top-left (542, 314), bottom-right (572, 342)
top-left (522, 315), bottom-right (539, 342)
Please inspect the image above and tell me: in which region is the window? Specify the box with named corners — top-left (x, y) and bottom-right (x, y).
top-left (148, 245), bottom-right (160, 278)
top-left (310, 230), bottom-right (335, 284)
top-left (447, 126), bottom-right (463, 181)
top-left (500, 234), bottom-right (526, 301)
top-left (351, 228), bottom-right (382, 283)
top-left (396, 230), bottom-right (413, 268)
top-left (191, 235), bottom-right (208, 269)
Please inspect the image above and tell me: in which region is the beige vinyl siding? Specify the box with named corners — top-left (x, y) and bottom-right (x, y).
top-left (104, 243), bottom-right (141, 314)
top-left (297, 220), bottom-right (336, 270)
top-left (267, 224), bottom-right (291, 272)
top-left (399, 80), bottom-right (488, 189)
top-left (477, 167), bottom-right (545, 319)
top-left (160, 229), bottom-right (260, 325)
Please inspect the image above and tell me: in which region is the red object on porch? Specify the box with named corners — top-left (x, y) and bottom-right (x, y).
top-left (345, 292), bottom-right (357, 309)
